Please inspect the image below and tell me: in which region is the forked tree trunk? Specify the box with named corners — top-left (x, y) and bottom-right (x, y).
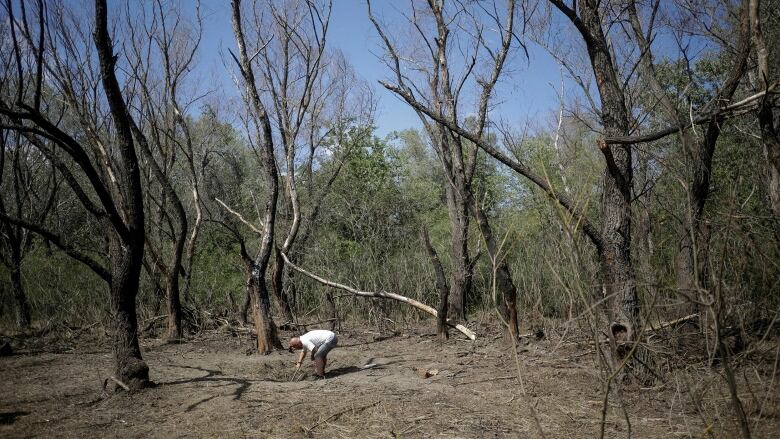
top-left (108, 230), bottom-right (149, 390)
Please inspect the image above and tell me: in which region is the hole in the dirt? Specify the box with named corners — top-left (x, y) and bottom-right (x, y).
top-left (611, 323), bottom-right (628, 343)
top-left (0, 411), bottom-right (30, 425)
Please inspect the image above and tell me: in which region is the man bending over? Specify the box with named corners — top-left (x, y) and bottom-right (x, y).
top-left (289, 329), bottom-right (338, 378)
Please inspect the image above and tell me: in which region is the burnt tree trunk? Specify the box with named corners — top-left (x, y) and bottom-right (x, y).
top-left (421, 228), bottom-right (449, 340)
top-left (248, 263), bottom-right (282, 353)
top-left (241, 265), bottom-right (252, 325)
top-left (108, 227), bottom-right (149, 389)
top-left (133, 131), bottom-right (187, 341)
top-left (95, 0), bottom-right (151, 389)
top-left (674, 130), bottom-right (717, 313)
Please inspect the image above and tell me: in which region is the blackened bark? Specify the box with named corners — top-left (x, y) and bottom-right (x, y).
top-left (550, 0), bottom-right (650, 380)
top-left (248, 263), bottom-right (282, 353)
top-left (760, 105), bottom-right (780, 225)
top-left (132, 127), bottom-right (186, 341)
top-left (673, 6), bottom-right (750, 304)
top-left (421, 228), bottom-right (449, 340)
top-left (108, 227), bottom-right (149, 389)
top-left (241, 265), bottom-right (252, 325)
top-left (95, 0), bottom-right (149, 389)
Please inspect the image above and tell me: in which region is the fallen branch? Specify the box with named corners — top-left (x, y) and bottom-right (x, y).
top-left (280, 252), bottom-right (476, 340)
top-left (454, 375), bottom-right (517, 386)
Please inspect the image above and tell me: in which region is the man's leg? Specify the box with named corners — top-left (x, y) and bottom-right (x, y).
top-left (314, 355), bottom-right (326, 376)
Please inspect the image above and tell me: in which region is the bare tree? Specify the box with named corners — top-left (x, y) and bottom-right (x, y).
top-left (368, 0), bottom-right (520, 334)
top-left (625, 0), bottom-right (751, 309)
top-left (124, 0), bottom-right (206, 340)
top-left (250, 0), bottom-right (333, 324)
top-left (229, 0), bottom-right (284, 353)
top-left (0, 0), bottom-right (152, 389)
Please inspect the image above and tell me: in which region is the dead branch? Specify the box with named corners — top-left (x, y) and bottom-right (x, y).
top-left (215, 197), bottom-right (263, 235)
top-left (644, 314), bottom-right (699, 333)
top-left (280, 252), bottom-right (476, 340)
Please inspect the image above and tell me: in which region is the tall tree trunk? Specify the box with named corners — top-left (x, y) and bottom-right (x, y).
top-left (231, 0), bottom-right (283, 354)
top-left (575, 0), bottom-right (648, 379)
top-left (9, 244), bottom-right (31, 328)
top-left (108, 229), bottom-right (149, 390)
top-left (445, 184), bottom-right (471, 322)
top-left (95, 0), bottom-right (151, 390)
top-left (762, 110), bottom-right (780, 228)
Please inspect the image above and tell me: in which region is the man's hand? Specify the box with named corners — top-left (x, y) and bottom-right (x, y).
top-left (295, 361), bottom-right (302, 370)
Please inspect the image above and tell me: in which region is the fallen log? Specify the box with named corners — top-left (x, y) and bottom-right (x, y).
top-left (280, 253), bottom-right (476, 340)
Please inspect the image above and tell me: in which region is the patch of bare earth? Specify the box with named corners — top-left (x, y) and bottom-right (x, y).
top-left (1, 323), bottom-right (778, 438)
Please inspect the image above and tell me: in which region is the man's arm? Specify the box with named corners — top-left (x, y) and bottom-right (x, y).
top-left (296, 350), bottom-right (306, 368)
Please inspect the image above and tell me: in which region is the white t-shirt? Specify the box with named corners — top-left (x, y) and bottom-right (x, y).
top-left (299, 329), bottom-right (335, 352)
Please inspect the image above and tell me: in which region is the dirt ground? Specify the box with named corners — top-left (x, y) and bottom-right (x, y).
top-left (1, 320), bottom-right (778, 438)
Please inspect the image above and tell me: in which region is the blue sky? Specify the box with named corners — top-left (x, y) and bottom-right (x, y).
top-left (189, 0), bottom-right (563, 137)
